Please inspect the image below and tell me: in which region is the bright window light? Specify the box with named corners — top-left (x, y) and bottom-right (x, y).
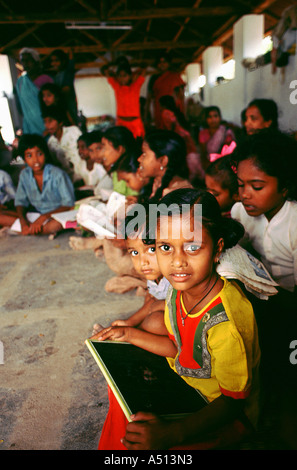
top-left (0, 96), bottom-right (15, 144)
top-left (198, 74), bottom-right (206, 88)
top-left (262, 35), bottom-right (273, 54)
top-left (221, 59), bottom-right (235, 80)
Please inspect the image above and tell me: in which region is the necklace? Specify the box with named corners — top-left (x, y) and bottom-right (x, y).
top-left (179, 275), bottom-right (219, 327)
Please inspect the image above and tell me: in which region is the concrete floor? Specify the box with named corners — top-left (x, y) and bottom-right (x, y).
top-left (0, 231), bottom-right (143, 450)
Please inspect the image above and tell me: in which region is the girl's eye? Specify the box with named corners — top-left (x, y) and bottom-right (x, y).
top-left (130, 250), bottom-right (138, 257)
top-left (185, 244), bottom-right (200, 253)
top-left (159, 244), bottom-right (171, 252)
top-left (252, 186), bottom-right (264, 191)
top-left (148, 247), bottom-right (155, 254)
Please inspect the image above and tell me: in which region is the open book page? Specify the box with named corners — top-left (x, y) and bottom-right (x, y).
top-left (51, 209), bottom-right (78, 228)
top-left (10, 212), bottom-right (43, 232)
top-left (76, 192), bottom-right (126, 239)
top-left (217, 245), bottom-right (278, 299)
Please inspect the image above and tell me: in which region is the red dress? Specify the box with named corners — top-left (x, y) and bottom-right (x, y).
top-left (152, 71), bottom-right (185, 128)
top-left (108, 75), bottom-right (145, 137)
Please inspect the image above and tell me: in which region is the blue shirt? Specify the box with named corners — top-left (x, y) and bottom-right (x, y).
top-left (15, 163), bottom-right (75, 214)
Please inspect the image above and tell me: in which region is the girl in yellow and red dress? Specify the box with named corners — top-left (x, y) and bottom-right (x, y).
top-left (93, 188), bottom-right (260, 450)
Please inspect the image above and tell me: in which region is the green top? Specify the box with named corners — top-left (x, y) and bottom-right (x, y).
top-left (112, 172), bottom-right (139, 196)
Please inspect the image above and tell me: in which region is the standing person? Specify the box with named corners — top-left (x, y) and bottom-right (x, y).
top-left (145, 53), bottom-right (185, 129)
top-left (49, 49), bottom-right (78, 125)
top-left (14, 48), bottom-right (53, 135)
top-left (244, 98), bottom-right (278, 136)
top-left (159, 95), bottom-right (203, 182)
top-left (94, 188), bottom-right (260, 450)
top-left (14, 134), bottom-right (75, 237)
top-left (104, 58), bottom-right (145, 138)
top-left (198, 106), bottom-right (235, 170)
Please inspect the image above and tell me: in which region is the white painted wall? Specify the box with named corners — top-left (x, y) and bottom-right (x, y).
top-left (202, 54), bottom-right (297, 133)
top-left (201, 14), bottom-right (297, 134)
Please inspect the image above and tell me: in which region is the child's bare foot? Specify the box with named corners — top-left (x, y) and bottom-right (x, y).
top-left (69, 236), bottom-right (103, 251)
top-left (94, 246), bottom-right (104, 258)
top-left (48, 232), bottom-right (57, 240)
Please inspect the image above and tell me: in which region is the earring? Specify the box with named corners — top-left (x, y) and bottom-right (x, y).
top-left (160, 165), bottom-right (164, 171)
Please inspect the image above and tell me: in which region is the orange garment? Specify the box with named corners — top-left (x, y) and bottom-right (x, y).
top-left (108, 75), bottom-right (145, 137)
top-left (98, 385), bottom-right (251, 450)
top-left (152, 71), bottom-right (185, 128)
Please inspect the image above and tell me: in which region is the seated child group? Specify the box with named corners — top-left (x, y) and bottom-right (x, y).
top-left (1, 61), bottom-right (297, 451)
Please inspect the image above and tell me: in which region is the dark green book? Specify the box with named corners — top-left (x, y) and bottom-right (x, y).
top-left (85, 339), bottom-right (208, 422)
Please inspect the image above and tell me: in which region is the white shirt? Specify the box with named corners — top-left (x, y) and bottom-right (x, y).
top-left (147, 276), bottom-right (170, 300)
top-left (77, 160), bottom-right (107, 187)
top-left (48, 126), bottom-right (82, 182)
top-left (231, 201), bottom-right (297, 292)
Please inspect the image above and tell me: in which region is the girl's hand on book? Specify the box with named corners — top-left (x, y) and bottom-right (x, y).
top-left (111, 319), bottom-right (132, 327)
top-left (91, 325), bottom-right (131, 342)
top-left (121, 411), bottom-right (174, 450)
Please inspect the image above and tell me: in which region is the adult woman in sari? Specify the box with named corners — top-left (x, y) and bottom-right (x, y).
top-left (15, 48), bottom-right (53, 135)
top-left (198, 106), bottom-right (236, 171)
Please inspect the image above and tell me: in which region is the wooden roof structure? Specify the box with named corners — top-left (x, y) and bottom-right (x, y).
top-left (0, 0), bottom-right (294, 75)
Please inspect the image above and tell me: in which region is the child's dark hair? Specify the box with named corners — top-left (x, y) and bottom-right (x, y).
top-left (50, 49), bottom-right (69, 68)
top-left (18, 134), bottom-right (57, 166)
top-left (205, 155), bottom-right (238, 197)
top-left (39, 83), bottom-right (65, 109)
top-left (232, 129), bottom-right (297, 200)
top-left (155, 187), bottom-right (245, 250)
top-left (103, 126), bottom-right (140, 173)
top-left (203, 106), bottom-right (222, 127)
top-left (84, 130), bottom-right (102, 147)
top-left (159, 95), bottom-right (190, 131)
top-left (42, 104), bottom-right (66, 124)
top-left (116, 62), bottom-right (132, 77)
top-left (77, 132), bottom-right (90, 145)
top-left (247, 98), bottom-right (278, 129)
top-left (122, 202), bottom-right (155, 246)
top-left (142, 129), bottom-right (189, 203)
top-left (112, 149), bottom-right (141, 174)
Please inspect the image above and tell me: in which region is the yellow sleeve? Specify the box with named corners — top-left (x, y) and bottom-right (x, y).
top-left (207, 321), bottom-right (251, 399)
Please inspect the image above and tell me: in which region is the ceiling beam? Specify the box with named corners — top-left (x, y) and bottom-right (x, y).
top-left (0, 24), bottom-right (41, 53)
top-left (12, 40), bottom-right (202, 57)
top-left (109, 7), bottom-right (236, 20)
top-left (0, 7), bottom-right (236, 24)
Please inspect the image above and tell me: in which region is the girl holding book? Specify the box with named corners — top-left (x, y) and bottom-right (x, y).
top-left (94, 188), bottom-right (260, 450)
